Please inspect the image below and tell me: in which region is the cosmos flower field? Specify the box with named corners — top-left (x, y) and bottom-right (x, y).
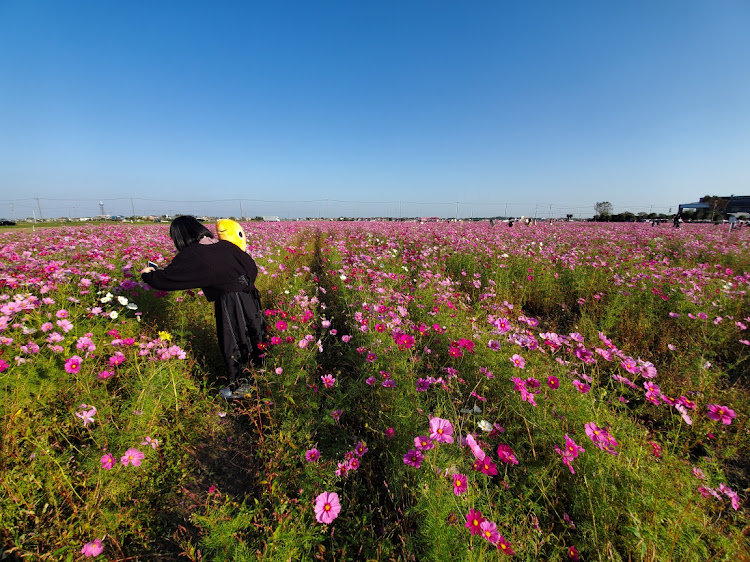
top-left (1, 220), bottom-right (749, 561)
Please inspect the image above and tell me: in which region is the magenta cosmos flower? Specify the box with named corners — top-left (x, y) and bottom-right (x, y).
top-left (305, 448), bottom-right (320, 462)
top-left (314, 491), bottom-right (341, 524)
top-left (452, 473), bottom-right (468, 495)
top-left (497, 535), bottom-right (515, 555)
top-left (706, 404), bottom-right (736, 425)
top-left (496, 443), bottom-right (519, 465)
top-left (81, 538), bottom-right (104, 557)
top-left (120, 448), bottom-right (145, 467)
top-left (64, 355), bottom-right (83, 374)
top-left (429, 417), bottom-right (455, 443)
top-left (465, 508), bottom-right (485, 535)
top-left (403, 448), bottom-right (424, 468)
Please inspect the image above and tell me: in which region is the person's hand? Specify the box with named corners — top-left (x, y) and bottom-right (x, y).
top-left (140, 266), bottom-right (155, 274)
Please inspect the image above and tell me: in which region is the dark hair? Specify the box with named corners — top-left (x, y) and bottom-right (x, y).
top-left (169, 216), bottom-right (213, 251)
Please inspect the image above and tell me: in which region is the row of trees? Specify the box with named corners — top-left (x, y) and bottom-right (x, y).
top-left (593, 201), bottom-right (671, 222)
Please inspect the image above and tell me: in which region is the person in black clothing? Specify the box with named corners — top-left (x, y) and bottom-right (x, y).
top-left (140, 216), bottom-right (266, 399)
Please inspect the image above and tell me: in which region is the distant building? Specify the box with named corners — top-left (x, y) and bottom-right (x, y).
top-left (262, 216), bottom-right (281, 222)
top-left (678, 195), bottom-right (750, 217)
top-left (725, 196), bottom-right (750, 215)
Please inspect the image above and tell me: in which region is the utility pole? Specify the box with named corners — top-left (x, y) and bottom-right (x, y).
top-left (10, 204), bottom-right (15, 221)
top-left (504, 203), bottom-right (507, 219)
top-left (548, 204), bottom-right (552, 220)
top-left (131, 198), bottom-right (136, 219)
top-left (455, 201), bottom-right (459, 221)
top-left (239, 200), bottom-right (244, 219)
top-left (36, 198), bottom-right (43, 220)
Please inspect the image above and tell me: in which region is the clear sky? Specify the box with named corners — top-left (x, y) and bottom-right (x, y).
top-left (1, 1), bottom-right (749, 220)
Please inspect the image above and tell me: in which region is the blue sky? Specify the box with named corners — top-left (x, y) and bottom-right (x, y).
top-left (1, 1), bottom-right (749, 219)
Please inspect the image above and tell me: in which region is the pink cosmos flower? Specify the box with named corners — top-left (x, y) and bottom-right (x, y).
top-left (305, 448), bottom-right (320, 462)
top-left (64, 355), bottom-right (83, 374)
top-left (100, 453), bottom-right (116, 470)
top-left (706, 404), bottom-right (736, 425)
top-left (321, 374), bottom-right (336, 388)
top-left (97, 369), bottom-right (114, 379)
top-left (620, 356), bottom-right (639, 375)
top-left (465, 434), bottom-right (486, 461)
top-left (414, 435), bottom-right (434, 451)
top-left (479, 519), bottom-right (501, 543)
top-left (81, 538), bottom-right (104, 557)
top-left (429, 417), bottom-right (455, 443)
top-left (510, 354), bottom-right (526, 368)
top-left (120, 448), bottom-right (145, 467)
top-left (314, 491), bottom-right (341, 524)
top-left (547, 375), bottom-right (560, 389)
top-left (108, 352), bottom-right (125, 367)
top-left (452, 473), bottom-right (468, 495)
top-left (75, 405), bottom-right (97, 426)
top-left (465, 508), bottom-right (485, 535)
top-left (354, 441), bottom-right (368, 456)
top-left (141, 436), bottom-right (159, 449)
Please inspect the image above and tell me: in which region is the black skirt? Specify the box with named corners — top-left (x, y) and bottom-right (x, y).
top-left (214, 288), bottom-right (266, 384)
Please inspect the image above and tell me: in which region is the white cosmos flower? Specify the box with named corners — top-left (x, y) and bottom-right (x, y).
top-left (109, 311), bottom-right (119, 319)
top-left (117, 296), bottom-right (129, 306)
top-left (100, 293), bottom-right (113, 303)
top-left (478, 420), bottom-right (493, 432)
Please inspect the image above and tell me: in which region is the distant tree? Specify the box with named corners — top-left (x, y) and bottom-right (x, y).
top-left (594, 201), bottom-right (613, 220)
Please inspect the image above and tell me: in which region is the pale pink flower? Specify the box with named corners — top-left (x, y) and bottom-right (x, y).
top-left (314, 491), bottom-right (341, 524)
top-left (81, 538), bottom-right (104, 557)
top-left (429, 417), bottom-right (454, 443)
top-left (120, 448), bottom-right (145, 467)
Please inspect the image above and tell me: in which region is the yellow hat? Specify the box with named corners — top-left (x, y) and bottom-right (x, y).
top-left (216, 219), bottom-right (246, 252)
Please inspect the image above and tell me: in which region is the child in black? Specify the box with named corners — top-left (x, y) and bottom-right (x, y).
top-left (141, 216), bottom-right (265, 399)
